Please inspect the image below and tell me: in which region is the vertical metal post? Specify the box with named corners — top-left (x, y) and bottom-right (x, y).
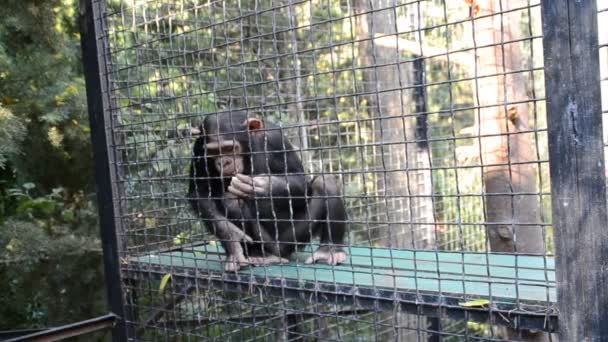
top-left (541, 1), bottom-right (608, 340)
top-left (413, 57), bottom-right (428, 149)
top-left (78, 0), bottom-right (128, 341)
top-left (413, 57), bottom-right (440, 342)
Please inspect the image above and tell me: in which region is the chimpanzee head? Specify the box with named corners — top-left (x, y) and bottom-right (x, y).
top-left (195, 111), bottom-right (264, 177)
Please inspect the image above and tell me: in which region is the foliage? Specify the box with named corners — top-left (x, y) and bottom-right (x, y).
top-left (0, 185), bottom-right (104, 329)
top-left (0, 105), bottom-right (25, 170)
top-left (0, 0), bottom-right (93, 194)
top-left (0, 0), bottom-right (107, 333)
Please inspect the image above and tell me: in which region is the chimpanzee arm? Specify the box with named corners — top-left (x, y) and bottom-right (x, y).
top-left (234, 137), bottom-right (307, 200)
top-left (188, 167), bottom-right (253, 271)
top-left (269, 175), bottom-right (307, 198)
top-left (191, 197), bottom-right (253, 243)
top-left (190, 196), bottom-right (255, 271)
top-left (188, 161), bottom-right (253, 240)
top-left (228, 174), bottom-right (307, 200)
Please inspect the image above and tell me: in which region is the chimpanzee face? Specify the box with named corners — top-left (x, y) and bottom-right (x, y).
top-left (205, 137), bottom-right (244, 176)
top-left (199, 113), bottom-right (264, 177)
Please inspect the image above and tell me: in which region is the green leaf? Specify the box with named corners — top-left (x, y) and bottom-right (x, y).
top-left (50, 188), bottom-right (64, 198)
top-left (458, 299), bottom-right (490, 307)
top-left (33, 199), bottom-right (56, 216)
top-left (159, 274), bottom-right (172, 295)
top-left (173, 235), bottom-right (184, 245)
top-left (22, 183), bottom-right (35, 190)
top-left (62, 209), bottom-right (75, 222)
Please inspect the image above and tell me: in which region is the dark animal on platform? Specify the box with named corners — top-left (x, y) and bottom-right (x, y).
top-left (188, 111), bottom-right (347, 271)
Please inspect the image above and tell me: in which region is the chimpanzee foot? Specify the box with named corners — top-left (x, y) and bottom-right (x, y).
top-left (223, 254), bottom-right (250, 272)
top-left (248, 255), bottom-right (289, 266)
top-left (304, 247), bottom-right (348, 265)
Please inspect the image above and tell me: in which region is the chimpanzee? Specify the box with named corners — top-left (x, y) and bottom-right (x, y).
top-left (188, 111), bottom-right (348, 271)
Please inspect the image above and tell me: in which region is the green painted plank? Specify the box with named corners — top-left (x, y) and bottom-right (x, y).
top-left (130, 245), bottom-right (556, 303)
top-left (181, 244), bottom-right (555, 282)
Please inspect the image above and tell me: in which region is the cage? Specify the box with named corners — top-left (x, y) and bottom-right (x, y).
top-left (79, 0), bottom-right (608, 340)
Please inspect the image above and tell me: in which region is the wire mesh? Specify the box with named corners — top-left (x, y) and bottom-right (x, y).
top-left (83, 0), bottom-right (608, 340)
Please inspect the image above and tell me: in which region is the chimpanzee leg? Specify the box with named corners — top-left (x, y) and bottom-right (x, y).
top-left (274, 175), bottom-right (348, 264)
top-left (244, 221), bottom-right (289, 266)
top-left (314, 175), bottom-right (347, 245)
top-left (276, 205), bottom-right (316, 258)
top-left (303, 175), bottom-right (348, 265)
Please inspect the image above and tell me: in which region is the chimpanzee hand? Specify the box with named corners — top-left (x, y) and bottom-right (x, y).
top-left (228, 174), bottom-right (276, 198)
top-left (304, 246), bottom-right (348, 266)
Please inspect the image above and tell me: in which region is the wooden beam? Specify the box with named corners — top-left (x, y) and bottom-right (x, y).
top-left (541, 0), bottom-right (608, 340)
top-left (372, 34), bottom-right (472, 66)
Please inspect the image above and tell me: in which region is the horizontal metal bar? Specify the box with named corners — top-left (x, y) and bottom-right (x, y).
top-left (3, 313), bottom-right (117, 342)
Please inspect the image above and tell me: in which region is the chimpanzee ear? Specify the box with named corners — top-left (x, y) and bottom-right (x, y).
top-left (244, 118), bottom-right (264, 131)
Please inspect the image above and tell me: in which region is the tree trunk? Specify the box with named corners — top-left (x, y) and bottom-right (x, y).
top-left (356, 0), bottom-right (435, 251)
top-left (471, 1), bottom-right (549, 340)
top-left (472, 0), bottom-right (544, 255)
top-left (355, 1), bottom-right (435, 340)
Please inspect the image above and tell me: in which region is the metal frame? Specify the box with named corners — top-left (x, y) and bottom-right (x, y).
top-left (124, 260), bottom-right (558, 333)
top-left (79, 0), bottom-right (129, 341)
top-left (78, 0), bottom-right (608, 340)
top-left (3, 314), bottom-right (117, 342)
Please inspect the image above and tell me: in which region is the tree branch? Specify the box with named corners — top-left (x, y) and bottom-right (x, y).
top-left (371, 33), bottom-right (472, 66)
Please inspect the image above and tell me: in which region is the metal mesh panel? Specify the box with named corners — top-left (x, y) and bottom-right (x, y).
top-left (80, 0), bottom-right (608, 339)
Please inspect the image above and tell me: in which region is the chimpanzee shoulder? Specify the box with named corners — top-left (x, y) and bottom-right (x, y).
top-left (251, 126), bottom-right (304, 174)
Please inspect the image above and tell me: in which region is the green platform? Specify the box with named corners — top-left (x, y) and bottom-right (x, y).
top-left (128, 244), bottom-right (556, 304)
